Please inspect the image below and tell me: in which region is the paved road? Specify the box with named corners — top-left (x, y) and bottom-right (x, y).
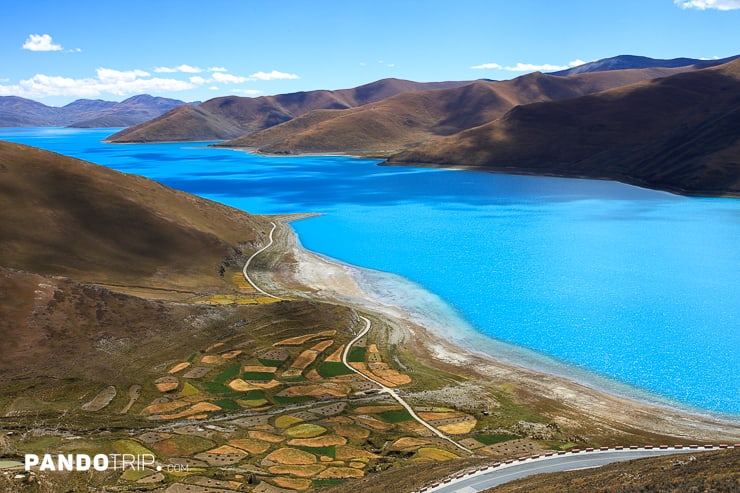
top-left (242, 221), bottom-right (280, 299)
top-left (423, 447), bottom-right (727, 493)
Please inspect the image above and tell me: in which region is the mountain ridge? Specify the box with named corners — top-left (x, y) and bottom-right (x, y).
top-left (105, 78), bottom-right (473, 142)
top-left (0, 94), bottom-right (188, 128)
top-left (550, 53), bottom-right (740, 76)
top-left (387, 57), bottom-right (740, 197)
top-left (0, 139), bottom-right (268, 291)
top-left (222, 65), bottom-right (702, 155)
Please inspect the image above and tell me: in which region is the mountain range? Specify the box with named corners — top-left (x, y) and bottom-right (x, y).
top-left (107, 78), bottom-right (472, 142)
top-left (4, 53), bottom-right (739, 198)
top-left (106, 54), bottom-right (737, 146)
top-left (389, 57), bottom-right (740, 197)
top-left (220, 66), bottom-right (701, 156)
top-left (0, 94), bottom-right (188, 128)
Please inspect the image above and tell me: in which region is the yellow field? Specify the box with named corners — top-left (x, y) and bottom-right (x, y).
top-left (416, 447), bottom-right (459, 461)
top-left (284, 423), bottom-right (327, 438)
top-left (156, 402), bottom-right (221, 420)
top-left (318, 466), bottom-right (365, 479)
top-left (143, 400), bottom-right (190, 415)
top-left (243, 365), bottom-right (277, 373)
top-left (287, 435), bottom-right (347, 447)
top-left (266, 447), bottom-right (317, 465)
top-left (227, 379), bottom-right (256, 392)
top-left (335, 445), bottom-right (380, 460)
top-left (268, 464), bottom-right (327, 478)
top-left (249, 431), bottom-right (285, 443)
top-left (325, 344), bottom-right (345, 362)
top-left (354, 405), bottom-right (403, 414)
top-left (391, 437), bottom-right (431, 449)
top-left (438, 419), bottom-right (477, 435)
top-left (275, 415), bottom-right (304, 429)
top-left (310, 339), bottom-right (334, 353)
top-left (354, 416), bottom-right (394, 431)
top-left (417, 412), bottom-right (459, 421)
top-left (273, 330), bottom-right (336, 347)
top-left (228, 438), bottom-right (271, 455)
top-left (168, 362), bottom-right (191, 374)
top-left (290, 349), bottom-right (320, 370)
top-left (206, 445), bottom-right (247, 456)
top-left (272, 477), bottom-right (312, 491)
top-left (332, 424), bottom-right (370, 439)
top-left (221, 350), bottom-right (242, 359)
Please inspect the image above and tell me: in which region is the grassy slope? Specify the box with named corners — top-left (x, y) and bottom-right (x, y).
top-left (0, 140), bottom-right (269, 291)
top-left (389, 58), bottom-right (740, 196)
top-left (0, 264), bottom-right (355, 415)
top-left (0, 140), bottom-right (361, 424)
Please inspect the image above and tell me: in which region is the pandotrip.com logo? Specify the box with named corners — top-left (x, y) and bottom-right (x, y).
top-left (23, 453), bottom-right (185, 472)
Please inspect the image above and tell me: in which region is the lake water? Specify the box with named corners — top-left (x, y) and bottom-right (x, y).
top-left (2, 127), bottom-right (738, 418)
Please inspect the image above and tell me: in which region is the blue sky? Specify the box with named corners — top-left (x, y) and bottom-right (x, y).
top-left (1, 0), bottom-right (739, 105)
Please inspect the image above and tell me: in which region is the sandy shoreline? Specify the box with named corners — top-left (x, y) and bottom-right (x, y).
top-left (264, 218), bottom-right (740, 442)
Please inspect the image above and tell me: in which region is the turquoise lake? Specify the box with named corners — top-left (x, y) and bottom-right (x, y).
top-left (2, 127), bottom-right (738, 417)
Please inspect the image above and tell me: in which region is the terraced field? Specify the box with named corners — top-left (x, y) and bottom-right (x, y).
top-left (2, 323), bottom-right (488, 492)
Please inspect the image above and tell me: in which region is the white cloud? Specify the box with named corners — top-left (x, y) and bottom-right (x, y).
top-left (471, 62), bottom-right (503, 70)
top-left (0, 67), bottom-right (195, 99)
top-left (97, 68), bottom-right (150, 82)
top-left (471, 59), bottom-right (586, 72)
top-left (154, 64), bottom-right (203, 73)
top-left (22, 34), bottom-right (62, 52)
top-left (674, 0), bottom-right (740, 10)
top-left (212, 72), bottom-right (249, 84)
top-left (177, 64), bottom-right (202, 73)
top-left (0, 64), bottom-right (301, 100)
top-left (247, 70), bottom-right (299, 81)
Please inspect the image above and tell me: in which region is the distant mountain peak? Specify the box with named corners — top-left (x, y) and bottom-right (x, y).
top-left (0, 94), bottom-right (189, 128)
top-left (551, 54), bottom-right (740, 76)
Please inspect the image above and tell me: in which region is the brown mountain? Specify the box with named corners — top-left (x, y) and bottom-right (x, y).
top-left (105, 78), bottom-right (471, 142)
top-left (0, 94), bottom-right (186, 127)
top-left (0, 140), bottom-right (358, 418)
top-left (388, 58), bottom-right (740, 197)
top-left (223, 65), bottom-right (702, 156)
top-left (0, 140), bottom-right (268, 293)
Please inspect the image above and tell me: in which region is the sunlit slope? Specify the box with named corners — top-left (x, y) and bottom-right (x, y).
top-left (389, 58), bottom-right (740, 196)
top-left (0, 140), bottom-right (270, 291)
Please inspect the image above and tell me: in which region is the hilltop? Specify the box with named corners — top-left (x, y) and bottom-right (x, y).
top-left (0, 94), bottom-right (187, 128)
top-left (0, 140), bottom-right (267, 292)
top-left (106, 78), bottom-right (472, 142)
top-left (223, 65), bottom-right (697, 156)
top-left (549, 53), bottom-right (739, 76)
top-left (388, 57), bottom-right (740, 197)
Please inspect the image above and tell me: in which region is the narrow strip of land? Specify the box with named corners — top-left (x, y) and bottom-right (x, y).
top-left (242, 221), bottom-right (280, 299)
top-left (342, 316), bottom-right (473, 455)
